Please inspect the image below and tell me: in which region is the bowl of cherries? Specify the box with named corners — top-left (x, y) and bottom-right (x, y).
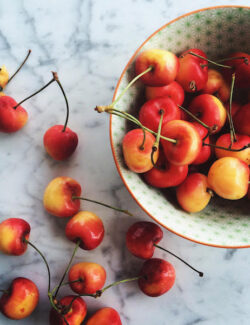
top-left (96, 6), bottom-right (250, 248)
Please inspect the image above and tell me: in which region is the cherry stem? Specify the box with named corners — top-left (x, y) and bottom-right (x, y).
top-left (228, 73), bottom-right (237, 145)
top-left (97, 276), bottom-right (141, 296)
top-left (151, 109), bottom-right (164, 167)
top-left (217, 56), bottom-right (249, 65)
top-left (54, 239), bottom-right (81, 298)
top-left (177, 104), bottom-right (216, 133)
top-left (203, 142), bottom-right (249, 152)
top-left (25, 239), bottom-right (51, 292)
top-left (7, 50), bottom-right (32, 85)
top-left (72, 196), bottom-right (134, 216)
top-left (13, 73), bottom-right (56, 110)
top-left (154, 244), bottom-right (203, 277)
top-left (95, 106), bottom-right (177, 144)
top-left (52, 72), bottom-right (70, 132)
top-left (111, 66), bottom-right (153, 107)
top-left (187, 51), bottom-right (232, 69)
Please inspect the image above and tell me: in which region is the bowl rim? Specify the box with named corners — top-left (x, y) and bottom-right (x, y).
top-left (110, 5), bottom-right (250, 249)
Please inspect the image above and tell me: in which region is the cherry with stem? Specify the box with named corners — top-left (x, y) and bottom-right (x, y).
top-left (13, 72), bottom-right (57, 110)
top-left (7, 49), bottom-right (32, 85)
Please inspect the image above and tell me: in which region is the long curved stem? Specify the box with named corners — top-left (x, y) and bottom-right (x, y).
top-left (52, 72), bottom-right (69, 132)
top-left (25, 239), bottom-right (51, 292)
top-left (72, 196), bottom-right (134, 216)
top-left (188, 51), bottom-right (232, 69)
top-left (217, 56), bottom-right (249, 64)
top-left (98, 276), bottom-right (140, 296)
top-left (54, 239), bottom-right (81, 298)
top-left (154, 244), bottom-right (203, 277)
top-left (111, 66), bottom-right (152, 107)
top-left (13, 74), bottom-right (56, 109)
top-left (203, 142), bottom-right (249, 152)
top-left (8, 50), bottom-right (32, 85)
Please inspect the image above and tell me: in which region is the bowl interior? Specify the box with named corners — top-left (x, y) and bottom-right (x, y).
top-left (110, 6), bottom-right (250, 248)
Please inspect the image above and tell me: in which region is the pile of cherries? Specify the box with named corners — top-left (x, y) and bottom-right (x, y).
top-left (97, 48), bottom-right (250, 212)
top-left (0, 175), bottom-right (203, 324)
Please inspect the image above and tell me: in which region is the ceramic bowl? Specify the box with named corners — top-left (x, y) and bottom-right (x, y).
top-left (110, 6), bottom-right (250, 248)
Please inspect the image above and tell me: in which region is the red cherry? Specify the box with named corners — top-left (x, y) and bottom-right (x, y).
top-left (234, 103), bottom-right (250, 136)
top-left (49, 295), bottom-right (87, 325)
top-left (144, 158), bottom-right (188, 188)
top-left (44, 125), bottom-right (78, 160)
top-left (138, 258), bottom-right (175, 297)
top-left (126, 221), bottom-right (163, 259)
top-left (223, 52), bottom-right (250, 89)
top-left (176, 48), bottom-right (208, 92)
top-left (139, 97), bottom-right (181, 133)
top-left (145, 81), bottom-right (185, 106)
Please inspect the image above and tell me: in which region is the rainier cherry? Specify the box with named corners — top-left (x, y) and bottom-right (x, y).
top-left (201, 69), bottom-right (230, 102)
top-left (122, 129), bottom-right (159, 173)
top-left (86, 307), bottom-right (122, 325)
top-left (135, 49), bottom-right (179, 86)
top-left (43, 72), bottom-right (78, 161)
top-left (0, 277), bottom-right (39, 320)
top-left (176, 173), bottom-right (212, 213)
top-left (208, 157), bottom-right (249, 200)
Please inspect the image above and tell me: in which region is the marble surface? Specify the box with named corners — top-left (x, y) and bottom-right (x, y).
top-left (0, 1), bottom-right (249, 324)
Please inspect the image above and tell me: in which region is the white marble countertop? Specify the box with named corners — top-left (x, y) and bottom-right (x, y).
top-left (0, 1), bottom-right (249, 324)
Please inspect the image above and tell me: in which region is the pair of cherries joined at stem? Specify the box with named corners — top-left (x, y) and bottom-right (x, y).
top-left (0, 50), bottom-right (78, 161)
top-left (95, 48), bottom-right (250, 213)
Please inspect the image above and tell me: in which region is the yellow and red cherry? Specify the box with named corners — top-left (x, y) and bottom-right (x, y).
top-left (208, 157), bottom-right (249, 200)
top-left (86, 307), bottom-right (122, 325)
top-left (68, 262), bottom-right (106, 295)
top-left (201, 69), bottom-right (230, 103)
top-left (0, 277), bottom-right (39, 320)
top-left (43, 177), bottom-right (81, 218)
top-left (135, 49), bottom-right (179, 86)
top-left (191, 122), bottom-right (211, 165)
top-left (138, 97), bottom-right (181, 133)
top-left (145, 81), bottom-right (185, 106)
top-left (65, 211), bottom-right (105, 250)
top-left (43, 73), bottom-right (78, 161)
top-left (0, 65), bottom-right (9, 89)
top-left (0, 96), bottom-right (28, 133)
top-left (176, 173), bottom-right (212, 213)
top-left (215, 133), bottom-right (250, 165)
top-left (138, 258), bottom-right (175, 297)
top-left (0, 218), bottom-right (30, 256)
top-left (176, 48), bottom-right (208, 92)
top-left (49, 295), bottom-right (87, 325)
top-left (189, 94), bottom-right (227, 133)
top-left (234, 103), bottom-right (250, 136)
top-left (223, 52), bottom-right (250, 89)
top-left (161, 120), bottom-right (201, 166)
top-left (122, 129), bottom-right (159, 173)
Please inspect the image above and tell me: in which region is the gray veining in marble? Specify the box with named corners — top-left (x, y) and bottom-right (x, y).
top-left (0, 0), bottom-right (249, 324)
